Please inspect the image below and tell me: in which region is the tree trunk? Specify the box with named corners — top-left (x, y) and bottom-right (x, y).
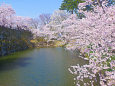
top-left (71, 10), bottom-right (73, 14)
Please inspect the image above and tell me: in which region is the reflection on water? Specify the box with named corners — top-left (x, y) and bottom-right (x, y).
top-left (0, 48), bottom-right (87, 86)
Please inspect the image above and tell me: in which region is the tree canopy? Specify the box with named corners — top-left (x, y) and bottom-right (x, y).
top-left (59, 0), bottom-right (85, 14)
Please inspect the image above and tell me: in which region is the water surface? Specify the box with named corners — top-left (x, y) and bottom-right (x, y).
top-left (0, 48), bottom-right (87, 86)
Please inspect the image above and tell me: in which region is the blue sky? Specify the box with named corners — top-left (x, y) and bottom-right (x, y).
top-left (0, 0), bottom-right (62, 18)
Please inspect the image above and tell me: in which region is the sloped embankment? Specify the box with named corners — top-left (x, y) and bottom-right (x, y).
top-left (0, 26), bottom-right (34, 56)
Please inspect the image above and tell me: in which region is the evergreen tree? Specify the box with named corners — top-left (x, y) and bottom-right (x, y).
top-left (59, 0), bottom-right (85, 14)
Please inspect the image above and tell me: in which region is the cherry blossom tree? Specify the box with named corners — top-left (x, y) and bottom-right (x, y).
top-left (39, 13), bottom-right (51, 26)
top-left (0, 4), bottom-right (15, 27)
top-left (30, 18), bottom-right (40, 29)
top-left (10, 16), bottom-right (32, 30)
top-left (50, 10), bottom-right (70, 25)
top-left (0, 4), bottom-right (33, 30)
top-left (40, 1), bottom-right (115, 85)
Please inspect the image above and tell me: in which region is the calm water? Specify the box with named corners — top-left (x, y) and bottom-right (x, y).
top-left (0, 48), bottom-right (87, 86)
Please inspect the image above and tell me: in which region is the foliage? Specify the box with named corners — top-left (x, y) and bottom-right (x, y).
top-left (40, 0), bottom-right (115, 85)
top-left (39, 13), bottom-right (51, 25)
top-left (0, 4), bottom-right (34, 30)
top-left (50, 10), bottom-right (70, 25)
top-left (0, 4), bottom-right (15, 27)
top-left (0, 2), bottom-right (115, 86)
top-left (60, 0), bottom-right (85, 14)
top-left (0, 26), bottom-right (33, 56)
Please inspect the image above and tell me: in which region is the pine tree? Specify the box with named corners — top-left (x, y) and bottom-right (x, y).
top-left (59, 0), bottom-right (85, 14)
